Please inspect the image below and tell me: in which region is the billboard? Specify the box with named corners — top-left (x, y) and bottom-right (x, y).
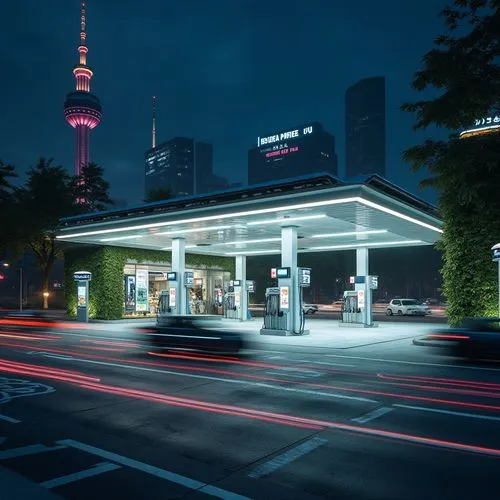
top-left (248, 122), bottom-right (337, 185)
top-left (256, 124), bottom-right (316, 160)
top-left (460, 115), bottom-right (500, 139)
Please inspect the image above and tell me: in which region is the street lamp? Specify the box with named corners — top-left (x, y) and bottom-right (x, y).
top-left (492, 243), bottom-right (500, 318)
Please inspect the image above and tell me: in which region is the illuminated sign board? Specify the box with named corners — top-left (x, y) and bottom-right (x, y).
top-left (257, 125), bottom-right (314, 147)
top-left (184, 271), bottom-right (194, 287)
top-left (460, 115), bottom-right (500, 138)
top-left (167, 272), bottom-right (177, 281)
top-left (492, 245), bottom-right (500, 262)
top-left (73, 271), bottom-right (92, 281)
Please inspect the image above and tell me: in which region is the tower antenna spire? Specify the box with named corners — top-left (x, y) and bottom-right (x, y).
top-left (80, 1), bottom-right (87, 46)
top-left (152, 95), bottom-right (157, 148)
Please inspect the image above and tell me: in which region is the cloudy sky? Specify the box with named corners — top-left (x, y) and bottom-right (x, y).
top-left (1, 0), bottom-right (449, 205)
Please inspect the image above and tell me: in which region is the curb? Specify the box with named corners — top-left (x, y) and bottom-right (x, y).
top-left (413, 336), bottom-right (451, 347)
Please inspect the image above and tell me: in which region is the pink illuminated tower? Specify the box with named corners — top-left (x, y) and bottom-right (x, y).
top-left (64, 1), bottom-right (101, 177)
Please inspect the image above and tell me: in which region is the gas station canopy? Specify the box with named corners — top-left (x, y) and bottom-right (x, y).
top-left (56, 174), bottom-right (442, 252)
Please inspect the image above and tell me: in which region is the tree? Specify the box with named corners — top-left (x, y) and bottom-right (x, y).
top-left (145, 186), bottom-right (173, 203)
top-left (73, 162), bottom-right (114, 212)
top-left (402, 0), bottom-right (500, 325)
top-left (18, 158), bottom-right (78, 309)
top-left (0, 161), bottom-right (18, 258)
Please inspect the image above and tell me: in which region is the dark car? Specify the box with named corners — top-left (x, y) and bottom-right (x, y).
top-left (417, 317), bottom-right (500, 359)
top-left (140, 315), bottom-right (245, 355)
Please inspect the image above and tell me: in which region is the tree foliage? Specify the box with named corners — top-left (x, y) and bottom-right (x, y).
top-left (5, 158), bottom-right (113, 309)
top-left (0, 161), bottom-right (18, 258)
top-left (73, 163), bottom-right (114, 212)
top-left (403, 0), bottom-right (500, 325)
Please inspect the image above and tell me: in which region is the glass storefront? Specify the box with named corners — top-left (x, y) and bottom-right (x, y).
top-left (123, 261), bottom-right (230, 317)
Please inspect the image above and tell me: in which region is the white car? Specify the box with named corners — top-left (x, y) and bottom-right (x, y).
top-left (303, 304), bottom-right (318, 315)
top-left (386, 299), bottom-right (430, 316)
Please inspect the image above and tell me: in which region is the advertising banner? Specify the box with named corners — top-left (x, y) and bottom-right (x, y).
top-left (234, 291), bottom-right (241, 309)
top-left (279, 286), bottom-right (289, 309)
top-left (135, 268), bottom-right (149, 312)
top-left (169, 287), bottom-right (176, 308)
top-left (77, 286), bottom-right (87, 307)
top-left (357, 289), bottom-right (365, 308)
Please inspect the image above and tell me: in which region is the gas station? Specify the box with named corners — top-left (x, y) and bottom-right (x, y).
top-left (57, 174), bottom-right (443, 334)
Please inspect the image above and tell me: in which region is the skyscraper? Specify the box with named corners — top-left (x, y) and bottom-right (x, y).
top-left (64, 1), bottom-right (102, 177)
top-left (145, 138), bottom-right (227, 199)
top-left (345, 77), bottom-right (386, 178)
top-left (248, 122), bottom-right (337, 185)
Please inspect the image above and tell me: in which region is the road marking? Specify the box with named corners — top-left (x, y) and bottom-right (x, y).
top-left (58, 439), bottom-right (250, 500)
top-left (247, 437), bottom-right (328, 479)
top-left (62, 355), bottom-right (377, 403)
top-left (0, 444), bottom-right (66, 460)
top-left (0, 413), bottom-right (20, 424)
top-left (41, 461), bottom-right (121, 489)
top-left (297, 360), bottom-right (355, 368)
top-left (325, 354), bottom-right (500, 372)
top-left (265, 367), bottom-right (322, 379)
top-left (394, 404), bottom-right (500, 422)
top-left (351, 407), bottom-right (393, 424)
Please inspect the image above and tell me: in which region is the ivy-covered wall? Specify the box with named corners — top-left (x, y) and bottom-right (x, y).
top-left (64, 245), bottom-right (235, 320)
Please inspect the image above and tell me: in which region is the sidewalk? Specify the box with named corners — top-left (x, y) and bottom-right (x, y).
top-left (217, 318), bottom-right (446, 349)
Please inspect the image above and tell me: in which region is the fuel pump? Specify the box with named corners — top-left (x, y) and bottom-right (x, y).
top-left (262, 287), bottom-right (287, 330)
top-left (298, 267), bottom-right (311, 334)
top-left (341, 290), bottom-right (363, 324)
top-left (224, 281), bottom-right (240, 319)
top-left (261, 267), bottom-right (311, 335)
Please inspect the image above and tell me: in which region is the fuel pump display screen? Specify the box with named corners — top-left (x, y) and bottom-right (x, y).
top-left (277, 268), bottom-right (290, 279)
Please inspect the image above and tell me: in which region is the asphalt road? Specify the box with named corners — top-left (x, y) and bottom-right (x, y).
top-left (0, 318), bottom-right (499, 499)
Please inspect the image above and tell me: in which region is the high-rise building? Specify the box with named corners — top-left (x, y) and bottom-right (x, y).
top-left (64, 1), bottom-right (102, 177)
top-left (345, 76), bottom-right (386, 178)
top-left (247, 122), bottom-right (337, 185)
top-left (145, 138), bottom-right (227, 199)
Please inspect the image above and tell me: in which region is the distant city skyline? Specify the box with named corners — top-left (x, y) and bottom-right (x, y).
top-left (2, 0), bottom-right (450, 205)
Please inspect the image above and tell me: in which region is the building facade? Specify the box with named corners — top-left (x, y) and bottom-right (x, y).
top-left (345, 76), bottom-right (386, 178)
top-left (248, 122), bottom-right (337, 185)
top-left (145, 138), bottom-right (227, 198)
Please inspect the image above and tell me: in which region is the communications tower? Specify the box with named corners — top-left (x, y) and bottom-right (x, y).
top-left (64, 1), bottom-right (102, 176)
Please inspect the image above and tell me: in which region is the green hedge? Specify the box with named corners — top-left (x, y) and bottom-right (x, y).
top-left (439, 203), bottom-right (500, 326)
top-left (64, 245), bottom-right (235, 320)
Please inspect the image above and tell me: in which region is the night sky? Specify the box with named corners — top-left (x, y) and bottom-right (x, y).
top-left (2, 0), bottom-right (449, 205)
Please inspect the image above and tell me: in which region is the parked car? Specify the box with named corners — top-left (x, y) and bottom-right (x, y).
top-left (417, 317), bottom-right (500, 359)
top-left (303, 304), bottom-right (318, 315)
top-left (386, 299), bottom-right (430, 316)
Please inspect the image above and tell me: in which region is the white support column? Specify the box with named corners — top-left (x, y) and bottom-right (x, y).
top-left (355, 247), bottom-right (372, 327)
top-left (172, 238), bottom-right (186, 315)
top-left (235, 255), bottom-right (247, 321)
top-left (280, 226), bottom-right (299, 334)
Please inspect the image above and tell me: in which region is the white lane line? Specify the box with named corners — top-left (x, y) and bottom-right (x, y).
top-left (57, 439), bottom-right (250, 500)
top-left (247, 437), bottom-right (328, 479)
top-left (59, 355), bottom-right (377, 404)
top-left (297, 360), bottom-right (355, 368)
top-left (0, 444), bottom-right (66, 460)
top-left (351, 407), bottom-right (393, 424)
top-left (41, 461), bottom-right (121, 489)
top-left (394, 404), bottom-right (500, 422)
top-left (0, 414), bottom-right (21, 424)
top-left (325, 354), bottom-right (500, 372)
